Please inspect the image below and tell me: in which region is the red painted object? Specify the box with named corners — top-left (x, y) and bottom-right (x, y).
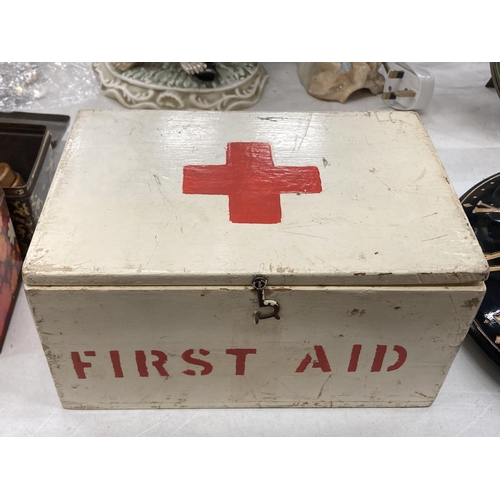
top-left (183, 142), bottom-right (322, 223)
top-left (0, 186), bottom-right (22, 352)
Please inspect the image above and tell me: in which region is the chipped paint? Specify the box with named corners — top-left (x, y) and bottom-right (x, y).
top-left (461, 298), bottom-right (480, 310)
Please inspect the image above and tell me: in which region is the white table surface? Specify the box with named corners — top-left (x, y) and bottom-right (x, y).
top-left (2, 62), bottom-right (500, 437)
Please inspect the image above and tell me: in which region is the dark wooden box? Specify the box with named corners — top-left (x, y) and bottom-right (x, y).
top-left (0, 123), bottom-right (54, 256)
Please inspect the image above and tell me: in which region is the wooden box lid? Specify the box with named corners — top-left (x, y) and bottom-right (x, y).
top-left (23, 110), bottom-right (488, 287)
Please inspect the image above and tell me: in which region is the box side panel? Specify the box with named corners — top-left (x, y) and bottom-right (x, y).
top-left (25, 284), bottom-right (485, 409)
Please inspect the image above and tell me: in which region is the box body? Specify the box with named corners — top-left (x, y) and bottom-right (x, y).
top-left (0, 187), bottom-right (22, 352)
top-left (0, 123), bottom-right (54, 256)
top-left (26, 284), bottom-right (484, 408)
top-left (23, 110), bottom-right (488, 409)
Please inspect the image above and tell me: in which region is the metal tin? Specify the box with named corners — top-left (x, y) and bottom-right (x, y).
top-left (0, 187), bottom-right (22, 352)
top-left (0, 123), bottom-right (54, 256)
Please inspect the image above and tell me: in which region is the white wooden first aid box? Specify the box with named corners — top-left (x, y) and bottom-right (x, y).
top-left (23, 110), bottom-right (488, 409)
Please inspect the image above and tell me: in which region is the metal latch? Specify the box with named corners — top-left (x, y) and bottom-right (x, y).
top-left (252, 275), bottom-right (280, 324)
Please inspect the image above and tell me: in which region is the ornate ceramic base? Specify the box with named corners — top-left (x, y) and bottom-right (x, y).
top-left (93, 62), bottom-right (269, 111)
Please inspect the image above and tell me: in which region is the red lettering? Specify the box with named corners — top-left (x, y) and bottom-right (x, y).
top-left (110, 350), bottom-right (124, 378)
top-left (371, 345), bottom-right (387, 372)
top-left (387, 345), bottom-right (407, 371)
top-left (182, 349), bottom-right (213, 376)
top-left (296, 354), bottom-right (313, 372)
top-left (348, 344), bottom-right (362, 372)
top-left (151, 350), bottom-right (169, 376)
top-left (226, 348), bottom-right (257, 375)
top-left (370, 345), bottom-right (407, 372)
top-left (295, 345), bottom-right (331, 373)
top-left (71, 351), bottom-right (95, 379)
top-left (135, 350), bottom-right (149, 377)
top-left (135, 350), bottom-right (172, 377)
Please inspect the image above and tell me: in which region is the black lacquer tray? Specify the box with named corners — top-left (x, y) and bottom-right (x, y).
top-left (461, 172), bottom-right (500, 366)
top-left (0, 112), bottom-right (69, 147)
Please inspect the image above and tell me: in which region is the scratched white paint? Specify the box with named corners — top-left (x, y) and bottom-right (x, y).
top-left (25, 285), bottom-right (484, 409)
top-left (23, 110), bottom-right (487, 287)
top-left (22, 110), bottom-right (488, 409)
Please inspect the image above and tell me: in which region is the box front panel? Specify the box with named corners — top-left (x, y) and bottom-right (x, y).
top-left (26, 284), bottom-right (484, 409)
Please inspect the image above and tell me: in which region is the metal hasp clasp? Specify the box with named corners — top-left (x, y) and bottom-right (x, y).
top-left (252, 275), bottom-right (280, 324)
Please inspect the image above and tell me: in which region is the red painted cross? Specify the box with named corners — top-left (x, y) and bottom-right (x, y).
top-left (182, 142), bottom-right (322, 224)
